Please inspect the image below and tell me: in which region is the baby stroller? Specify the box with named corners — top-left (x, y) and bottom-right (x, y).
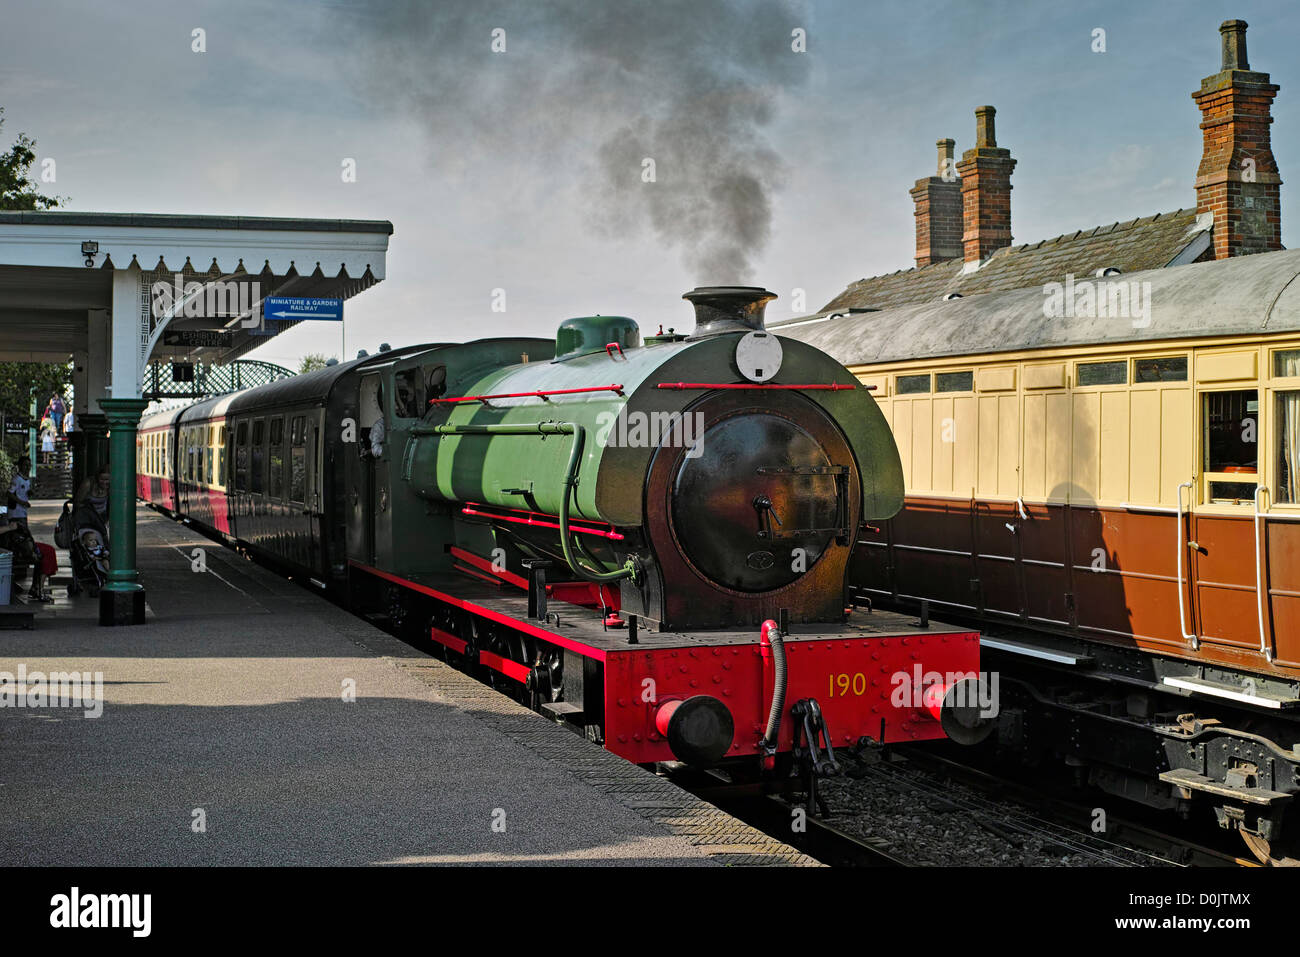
top-left (57, 499), bottom-right (109, 597)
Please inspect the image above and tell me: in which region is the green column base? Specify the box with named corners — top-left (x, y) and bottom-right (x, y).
top-left (99, 587), bottom-right (146, 626)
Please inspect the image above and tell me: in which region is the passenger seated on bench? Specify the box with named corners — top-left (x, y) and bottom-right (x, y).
top-left (0, 517), bottom-right (51, 603)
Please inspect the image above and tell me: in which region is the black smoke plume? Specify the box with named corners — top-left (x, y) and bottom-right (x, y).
top-left (333, 0), bottom-right (809, 283)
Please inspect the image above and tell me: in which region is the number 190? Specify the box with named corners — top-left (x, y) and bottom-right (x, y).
top-left (828, 673), bottom-right (868, 697)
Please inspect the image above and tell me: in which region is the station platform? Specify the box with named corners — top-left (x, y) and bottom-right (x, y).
top-left (0, 502), bottom-right (814, 867)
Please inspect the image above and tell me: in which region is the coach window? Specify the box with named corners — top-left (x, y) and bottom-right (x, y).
top-left (250, 419), bottom-right (266, 495)
top-left (1272, 350), bottom-right (1300, 504)
top-left (1203, 389), bottom-right (1258, 505)
top-left (935, 371), bottom-right (973, 393)
top-left (289, 416), bottom-right (306, 504)
top-left (897, 373), bottom-right (931, 395)
top-left (217, 426), bottom-right (226, 488)
top-left (206, 427), bottom-right (214, 485)
top-left (235, 421), bottom-right (249, 492)
top-left (1135, 356), bottom-right (1188, 383)
top-left (1077, 360), bottom-right (1127, 387)
top-left (269, 417), bottom-right (285, 500)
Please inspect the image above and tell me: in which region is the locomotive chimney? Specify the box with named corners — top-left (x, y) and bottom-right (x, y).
top-left (682, 286), bottom-right (778, 339)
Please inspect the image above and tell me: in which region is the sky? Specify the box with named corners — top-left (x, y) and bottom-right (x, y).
top-left (2, 0), bottom-right (1298, 369)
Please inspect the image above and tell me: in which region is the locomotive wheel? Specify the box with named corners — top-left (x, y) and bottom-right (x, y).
top-left (1241, 830), bottom-right (1300, 867)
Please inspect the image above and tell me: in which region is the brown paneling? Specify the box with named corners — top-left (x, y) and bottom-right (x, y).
top-left (1265, 520), bottom-right (1300, 665)
top-left (878, 497), bottom-right (1300, 680)
top-left (1019, 502), bottom-right (1071, 627)
top-left (1191, 514), bottom-right (1261, 650)
top-left (891, 496), bottom-right (973, 551)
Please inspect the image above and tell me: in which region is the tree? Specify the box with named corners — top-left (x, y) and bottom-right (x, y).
top-left (298, 353), bottom-right (334, 374)
top-left (0, 360), bottom-right (73, 456)
top-left (0, 107), bottom-right (64, 210)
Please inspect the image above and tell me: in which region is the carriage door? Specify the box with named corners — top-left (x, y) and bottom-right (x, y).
top-left (358, 374), bottom-right (382, 565)
top-left (1193, 386), bottom-right (1260, 649)
top-left (307, 414), bottom-right (322, 571)
top-left (179, 426), bottom-right (193, 514)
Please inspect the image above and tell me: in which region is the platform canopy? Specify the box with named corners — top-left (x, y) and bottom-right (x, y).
top-left (0, 211), bottom-right (392, 394)
top-left (0, 210), bottom-right (392, 626)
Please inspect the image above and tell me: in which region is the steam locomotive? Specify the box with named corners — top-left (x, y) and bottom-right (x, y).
top-left (137, 286), bottom-right (988, 787)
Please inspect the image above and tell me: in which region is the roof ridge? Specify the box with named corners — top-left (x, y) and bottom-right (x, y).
top-left (824, 207), bottom-right (1195, 304)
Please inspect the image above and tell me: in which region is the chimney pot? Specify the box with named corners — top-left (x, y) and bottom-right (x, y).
top-left (974, 106), bottom-right (996, 148)
top-left (936, 138), bottom-right (955, 177)
top-left (1220, 19), bottom-right (1249, 71)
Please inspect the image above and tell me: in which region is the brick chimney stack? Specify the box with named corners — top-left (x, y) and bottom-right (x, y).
top-left (1192, 19), bottom-right (1282, 259)
top-left (956, 106), bottom-right (1016, 264)
top-left (909, 139), bottom-right (963, 268)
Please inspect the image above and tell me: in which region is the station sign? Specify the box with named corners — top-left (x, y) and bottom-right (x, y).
top-left (263, 296), bottom-right (344, 322)
top-left (163, 329), bottom-right (234, 348)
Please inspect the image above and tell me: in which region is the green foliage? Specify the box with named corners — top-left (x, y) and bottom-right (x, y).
top-left (0, 361), bottom-right (72, 427)
top-left (0, 445), bottom-right (12, 489)
top-left (0, 107), bottom-right (63, 210)
top-left (298, 353), bottom-right (334, 374)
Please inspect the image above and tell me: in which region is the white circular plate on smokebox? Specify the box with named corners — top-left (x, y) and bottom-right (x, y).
top-left (735, 331), bottom-right (783, 383)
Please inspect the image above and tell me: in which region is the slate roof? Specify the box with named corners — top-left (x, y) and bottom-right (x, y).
top-left (777, 246), bottom-right (1300, 367)
top-left (797, 209), bottom-right (1213, 321)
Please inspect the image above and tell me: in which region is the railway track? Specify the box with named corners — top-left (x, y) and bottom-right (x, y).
top-left (674, 748), bottom-right (1257, 867)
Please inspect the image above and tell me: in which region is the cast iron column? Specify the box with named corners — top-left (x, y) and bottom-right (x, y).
top-left (98, 397), bottom-right (149, 626)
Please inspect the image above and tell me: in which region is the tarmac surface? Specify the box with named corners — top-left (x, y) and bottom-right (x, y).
top-left (0, 502), bottom-right (813, 866)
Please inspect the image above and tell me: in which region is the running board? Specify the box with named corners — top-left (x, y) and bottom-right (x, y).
top-left (1159, 768), bottom-right (1294, 806)
top-left (980, 635), bottom-right (1093, 667)
top-left (1161, 676), bottom-right (1300, 711)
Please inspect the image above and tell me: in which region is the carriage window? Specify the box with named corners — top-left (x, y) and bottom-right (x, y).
top-left (269, 417), bottom-right (285, 499)
top-left (1203, 390), bottom-right (1258, 504)
top-left (897, 374), bottom-right (931, 395)
top-left (206, 445), bottom-right (213, 485)
top-left (250, 419), bottom-right (265, 494)
top-left (1136, 356), bottom-right (1188, 383)
top-left (1078, 360), bottom-right (1127, 386)
top-left (935, 371), bottom-right (974, 393)
top-left (217, 426), bottom-right (226, 487)
top-left (1276, 391), bottom-right (1300, 504)
top-left (235, 421), bottom-right (249, 492)
top-left (186, 430), bottom-right (196, 481)
top-left (1274, 350), bottom-right (1300, 378)
top-left (289, 415), bottom-right (306, 504)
